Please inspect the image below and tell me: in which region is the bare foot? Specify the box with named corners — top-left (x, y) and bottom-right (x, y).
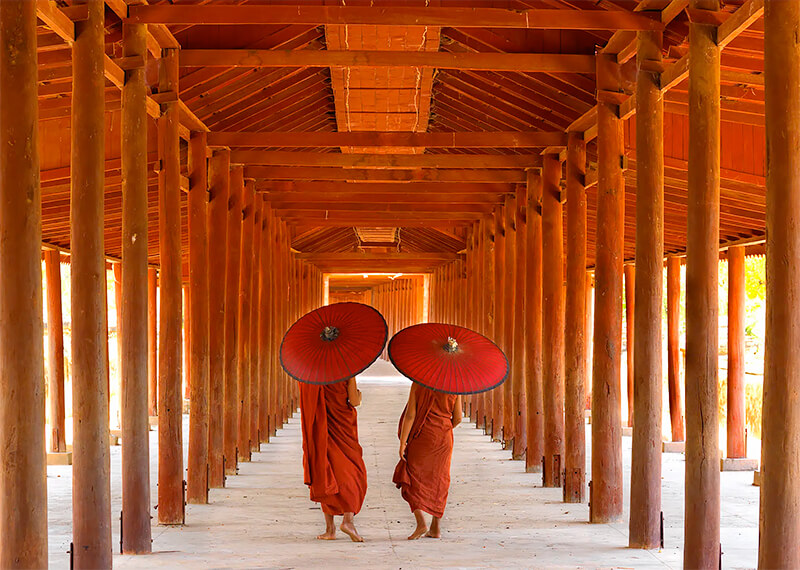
top-left (340, 521), bottom-right (364, 542)
top-left (316, 529), bottom-right (336, 540)
top-left (424, 528), bottom-right (441, 538)
top-left (408, 524), bottom-right (428, 540)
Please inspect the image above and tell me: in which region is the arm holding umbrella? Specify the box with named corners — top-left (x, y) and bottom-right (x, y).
top-left (451, 395), bottom-right (463, 428)
top-left (399, 384), bottom-right (419, 460)
top-left (346, 377), bottom-right (362, 408)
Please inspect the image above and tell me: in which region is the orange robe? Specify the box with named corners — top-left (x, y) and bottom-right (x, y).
top-left (393, 387), bottom-right (458, 518)
top-left (299, 381), bottom-right (367, 516)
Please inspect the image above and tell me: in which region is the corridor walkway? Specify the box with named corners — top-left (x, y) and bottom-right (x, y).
top-left (46, 361), bottom-right (759, 569)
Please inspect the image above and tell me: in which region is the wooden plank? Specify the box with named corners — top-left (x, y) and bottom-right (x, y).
top-left (103, 55), bottom-right (125, 89)
top-left (179, 50), bottom-right (597, 73)
top-left (208, 131), bottom-right (566, 148)
top-left (231, 151), bottom-right (539, 169)
top-left (128, 6), bottom-right (664, 30)
top-left (263, 192), bottom-right (503, 204)
top-left (37, 0), bottom-right (75, 44)
top-left (261, 181), bottom-right (513, 193)
top-left (661, 53), bottom-right (689, 91)
top-left (272, 202), bottom-right (492, 213)
top-left (246, 166), bottom-right (527, 183)
top-left (718, 0), bottom-right (764, 48)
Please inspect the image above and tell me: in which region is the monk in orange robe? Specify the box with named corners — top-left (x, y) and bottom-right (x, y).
top-left (393, 383), bottom-right (463, 539)
top-left (299, 377), bottom-right (367, 542)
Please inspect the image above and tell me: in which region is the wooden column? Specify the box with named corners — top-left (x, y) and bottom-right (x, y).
top-left (666, 256), bottom-right (684, 441)
top-left (71, 0), bottom-right (112, 563)
top-left (224, 167), bottom-right (243, 473)
top-left (761, 2), bottom-right (800, 564)
top-left (207, 150), bottom-right (229, 488)
top-left (564, 132), bottom-right (587, 502)
top-left (0, 2), bottom-right (47, 565)
top-left (157, 48), bottom-right (184, 526)
top-left (492, 207), bottom-right (506, 441)
top-left (624, 265), bottom-right (635, 427)
top-left (249, 190), bottom-right (262, 451)
top-left (148, 267), bottom-right (158, 416)
top-left (585, 272), bottom-right (594, 411)
top-left (258, 205), bottom-right (272, 444)
top-left (187, 133), bottom-right (210, 504)
top-left (503, 193), bottom-right (517, 447)
top-left (45, 250), bottom-right (67, 453)
top-left (726, 245), bottom-right (746, 459)
top-left (237, 180), bottom-right (255, 461)
top-left (542, 154), bottom-right (565, 487)
top-left (591, 52), bottom-right (624, 523)
top-left (684, 2), bottom-right (720, 563)
top-left (629, 28), bottom-right (664, 550)
top-left (120, 20), bottom-right (152, 552)
top-left (525, 169), bottom-right (544, 473)
top-left (183, 286), bottom-right (191, 401)
top-left (512, 185), bottom-right (528, 459)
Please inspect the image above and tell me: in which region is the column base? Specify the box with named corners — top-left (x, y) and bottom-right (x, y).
top-left (753, 470), bottom-right (761, 486)
top-left (621, 426), bottom-right (633, 437)
top-left (585, 409), bottom-right (591, 424)
top-left (182, 399), bottom-right (190, 414)
top-left (109, 430), bottom-right (121, 446)
top-left (149, 415), bottom-right (159, 430)
top-left (47, 451), bottom-right (73, 466)
top-left (720, 457), bottom-right (759, 472)
top-left (662, 440), bottom-right (685, 453)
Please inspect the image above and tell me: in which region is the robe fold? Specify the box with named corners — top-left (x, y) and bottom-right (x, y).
top-left (299, 381), bottom-right (367, 516)
top-left (393, 386), bottom-right (458, 518)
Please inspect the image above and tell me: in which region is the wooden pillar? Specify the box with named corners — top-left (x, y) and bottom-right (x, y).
top-left (148, 267), bottom-right (158, 416)
top-left (629, 28), bottom-right (664, 550)
top-left (207, 150), bottom-right (229, 488)
top-left (239, 171), bottom-right (256, 460)
top-left (684, 2), bottom-right (720, 563)
top-left (726, 245), bottom-right (746, 459)
top-left (492, 207), bottom-right (506, 441)
top-left (666, 256), bottom-right (684, 441)
top-left (187, 132), bottom-right (210, 504)
top-left (249, 190), bottom-right (262, 451)
top-left (259, 206), bottom-right (272, 444)
top-left (224, 166), bottom-right (243, 473)
top-left (761, 2), bottom-right (800, 564)
top-left (624, 265), bottom-right (635, 428)
top-left (114, 263), bottom-right (124, 413)
top-left (585, 271), bottom-right (594, 411)
top-left (71, 0), bottom-right (112, 563)
top-left (0, 2), bottom-right (47, 565)
top-left (564, 132), bottom-right (587, 502)
top-left (512, 185), bottom-right (527, 459)
top-left (120, 20), bottom-right (152, 552)
top-left (45, 250), bottom-right (67, 453)
top-left (525, 169), bottom-right (544, 473)
top-left (484, 218), bottom-right (496, 434)
top-left (157, 47), bottom-right (185, 526)
top-left (542, 154), bottom-right (565, 487)
top-left (591, 52), bottom-right (624, 523)
top-left (183, 287), bottom-right (191, 401)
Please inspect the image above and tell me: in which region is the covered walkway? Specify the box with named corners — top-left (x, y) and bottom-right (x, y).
top-left (46, 362), bottom-right (758, 569)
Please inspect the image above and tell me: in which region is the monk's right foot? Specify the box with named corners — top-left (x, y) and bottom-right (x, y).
top-left (316, 529), bottom-right (336, 540)
top-left (408, 525), bottom-right (428, 540)
top-left (340, 521), bottom-right (364, 542)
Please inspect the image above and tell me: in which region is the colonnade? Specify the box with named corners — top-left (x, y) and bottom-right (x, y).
top-left (371, 276), bottom-right (425, 360)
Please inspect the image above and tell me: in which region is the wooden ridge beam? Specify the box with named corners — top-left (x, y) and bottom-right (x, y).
top-left (128, 6), bottom-right (663, 31)
top-left (245, 166), bottom-right (527, 183)
top-left (263, 192), bottom-right (503, 204)
top-left (208, 131), bottom-right (566, 149)
top-left (259, 181), bottom-right (514, 193)
top-left (179, 50), bottom-right (597, 74)
top-left (271, 202), bottom-right (492, 213)
top-left (231, 151), bottom-right (539, 169)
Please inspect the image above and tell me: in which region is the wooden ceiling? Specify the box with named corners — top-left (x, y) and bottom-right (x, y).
top-left (34, 0), bottom-right (766, 275)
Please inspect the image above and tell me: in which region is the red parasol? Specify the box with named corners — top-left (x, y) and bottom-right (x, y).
top-left (388, 323), bottom-right (508, 395)
top-left (280, 302), bottom-right (388, 385)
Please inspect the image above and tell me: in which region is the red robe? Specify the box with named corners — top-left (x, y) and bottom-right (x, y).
top-left (393, 387), bottom-right (458, 518)
top-left (299, 381), bottom-right (367, 516)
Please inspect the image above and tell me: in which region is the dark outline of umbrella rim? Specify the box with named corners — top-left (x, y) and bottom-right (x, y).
top-left (279, 301), bottom-right (389, 386)
top-left (387, 322), bottom-right (509, 396)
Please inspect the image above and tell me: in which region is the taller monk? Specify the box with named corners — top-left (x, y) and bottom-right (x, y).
top-left (299, 377), bottom-right (367, 542)
top-left (393, 383), bottom-right (463, 539)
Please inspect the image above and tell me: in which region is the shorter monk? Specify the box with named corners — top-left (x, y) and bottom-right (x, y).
top-left (299, 377), bottom-right (367, 542)
top-left (393, 383), bottom-right (463, 539)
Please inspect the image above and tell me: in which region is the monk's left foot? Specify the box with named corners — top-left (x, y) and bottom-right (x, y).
top-left (340, 521), bottom-right (364, 542)
top-left (408, 525), bottom-right (427, 540)
top-left (316, 530), bottom-right (336, 540)
top-left (424, 529), bottom-right (441, 539)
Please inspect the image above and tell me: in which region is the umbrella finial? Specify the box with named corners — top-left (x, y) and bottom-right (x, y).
top-left (321, 325), bottom-right (340, 342)
top-left (444, 336), bottom-right (459, 353)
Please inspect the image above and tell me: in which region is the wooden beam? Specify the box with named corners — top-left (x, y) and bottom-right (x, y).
top-left (246, 166), bottom-right (527, 183)
top-left (37, 0), bottom-right (75, 44)
top-left (718, 0), bottom-right (764, 48)
top-left (272, 202), bottom-right (492, 214)
top-left (260, 181), bottom-right (514, 194)
top-left (232, 151), bottom-right (539, 169)
top-left (208, 130), bottom-right (567, 149)
top-left (128, 6), bottom-right (664, 31)
top-left (179, 50), bottom-right (597, 74)
top-left (264, 192), bottom-right (503, 204)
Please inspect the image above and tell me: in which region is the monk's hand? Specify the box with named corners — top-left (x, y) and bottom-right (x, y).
top-left (399, 441), bottom-right (407, 460)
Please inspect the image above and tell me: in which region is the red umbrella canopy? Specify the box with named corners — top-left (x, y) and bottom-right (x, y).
top-left (280, 302), bottom-right (388, 385)
top-left (388, 323), bottom-right (508, 395)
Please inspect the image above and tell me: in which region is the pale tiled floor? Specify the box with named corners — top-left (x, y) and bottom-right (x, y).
top-left (46, 360), bottom-right (759, 569)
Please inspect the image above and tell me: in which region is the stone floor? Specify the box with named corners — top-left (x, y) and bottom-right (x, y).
top-left (46, 360), bottom-right (760, 569)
